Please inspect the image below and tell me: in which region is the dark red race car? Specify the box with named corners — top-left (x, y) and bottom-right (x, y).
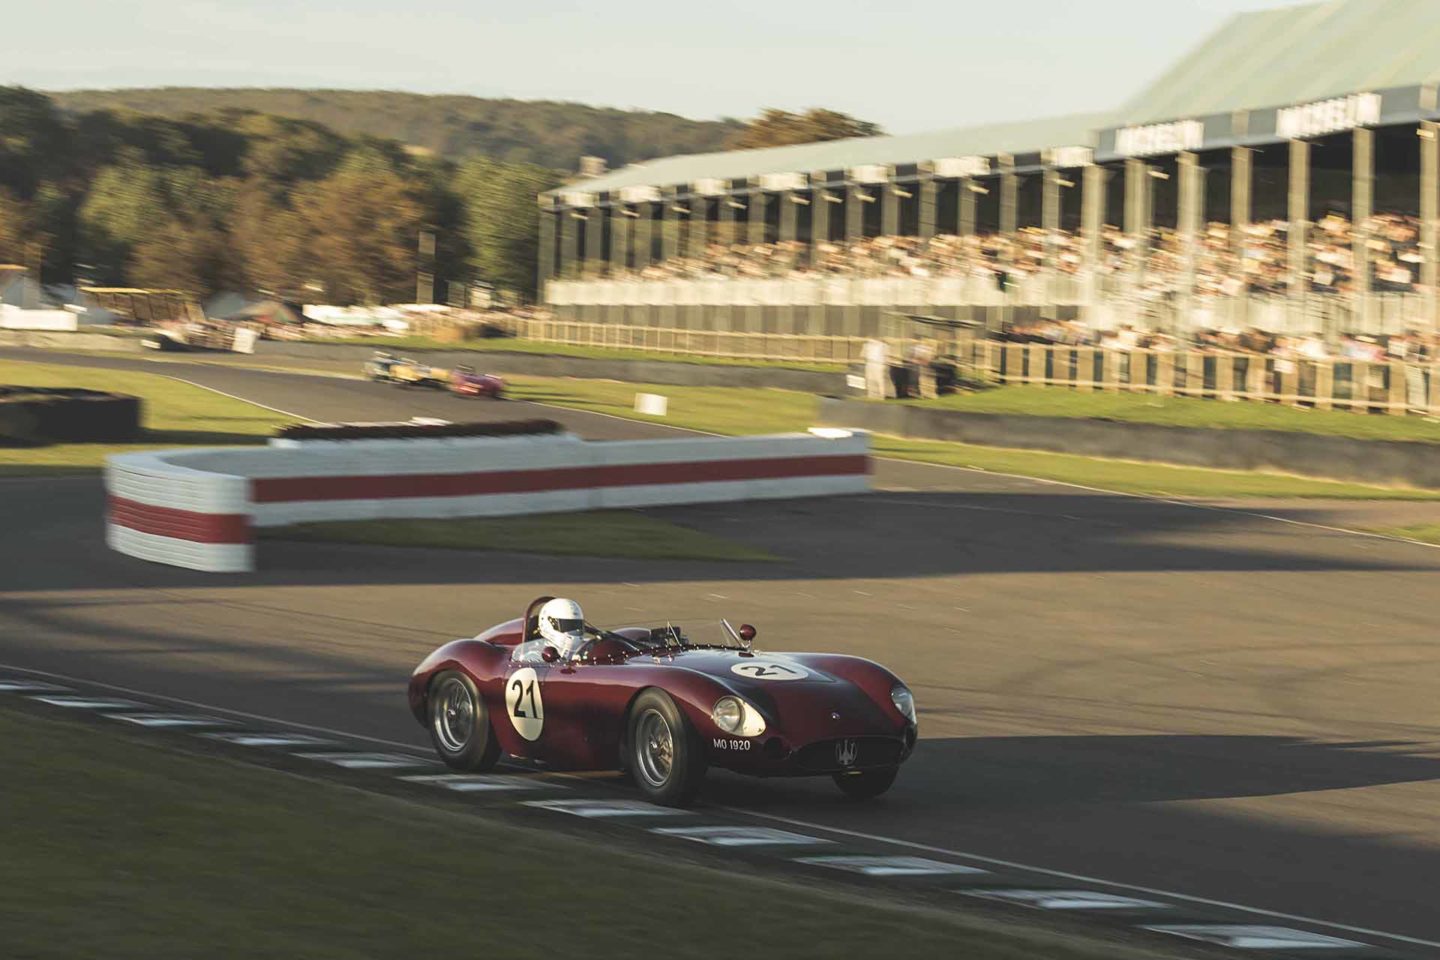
top-left (448, 365), bottom-right (505, 399)
top-left (409, 597), bottom-right (918, 806)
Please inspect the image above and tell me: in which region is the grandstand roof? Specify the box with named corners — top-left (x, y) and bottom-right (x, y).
top-left (552, 112), bottom-right (1111, 199)
top-left (1117, 0), bottom-right (1440, 126)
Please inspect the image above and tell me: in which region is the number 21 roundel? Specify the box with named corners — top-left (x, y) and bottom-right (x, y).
top-left (730, 660), bottom-right (808, 681)
top-left (505, 667), bottom-right (545, 741)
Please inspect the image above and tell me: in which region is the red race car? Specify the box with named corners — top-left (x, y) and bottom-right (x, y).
top-left (409, 596), bottom-right (918, 806)
top-left (448, 365), bottom-right (505, 399)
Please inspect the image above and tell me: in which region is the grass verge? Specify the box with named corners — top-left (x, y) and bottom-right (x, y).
top-left (8, 352), bottom-right (1439, 501)
top-left (264, 511), bottom-right (782, 562)
top-left (1366, 523), bottom-right (1440, 544)
top-left (0, 359), bottom-right (294, 475)
top-left (505, 374), bottom-right (820, 435)
top-left (870, 436), bottom-right (1440, 500)
top-left (0, 704), bottom-right (1160, 960)
top-left (310, 334), bottom-right (847, 372)
top-left (502, 376), bottom-right (1440, 500)
top-left (907, 385), bottom-right (1440, 444)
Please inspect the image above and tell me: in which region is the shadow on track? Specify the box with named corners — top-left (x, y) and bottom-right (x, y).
top-left (4, 478), bottom-right (1439, 594)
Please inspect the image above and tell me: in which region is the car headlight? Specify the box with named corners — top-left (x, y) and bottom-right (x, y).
top-left (712, 696), bottom-right (766, 737)
top-left (891, 684), bottom-right (917, 725)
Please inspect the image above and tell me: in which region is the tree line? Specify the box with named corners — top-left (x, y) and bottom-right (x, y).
top-left (0, 87), bottom-right (559, 303)
top-left (0, 87), bottom-right (881, 305)
top-left (48, 88), bottom-right (745, 172)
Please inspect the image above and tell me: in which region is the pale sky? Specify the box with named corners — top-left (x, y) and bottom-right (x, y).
top-left (7, 0), bottom-right (1293, 133)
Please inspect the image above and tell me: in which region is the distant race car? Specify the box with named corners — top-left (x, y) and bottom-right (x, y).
top-left (409, 597), bottom-right (918, 806)
top-left (390, 358), bottom-right (448, 388)
top-left (448, 364), bottom-right (505, 399)
top-left (362, 351), bottom-right (400, 381)
top-left (364, 352), bottom-right (449, 388)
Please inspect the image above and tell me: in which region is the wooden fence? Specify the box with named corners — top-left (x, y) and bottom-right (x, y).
top-left (969, 341), bottom-right (1436, 415)
top-left (504, 316), bottom-right (868, 364)
top-left (497, 316), bottom-right (1436, 414)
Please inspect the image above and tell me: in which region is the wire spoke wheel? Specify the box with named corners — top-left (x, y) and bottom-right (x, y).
top-left (635, 709), bottom-right (675, 788)
top-left (432, 677), bottom-right (475, 754)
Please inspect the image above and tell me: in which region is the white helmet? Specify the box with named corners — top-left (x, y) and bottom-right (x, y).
top-left (538, 598), bottom-right (586, 660)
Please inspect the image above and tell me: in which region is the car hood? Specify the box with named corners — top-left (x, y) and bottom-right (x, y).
top-left (640, 649), bottom-right (837, 683)
top-left (647, 649), bottom-right (901, 736)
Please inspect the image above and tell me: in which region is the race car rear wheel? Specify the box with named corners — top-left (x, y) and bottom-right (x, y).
top-left (627, 690), bottom-right (706, 807)
top-left (832, 765), bottom-right (899, 800)
top-left (428, 670), bottom-right (500, 772)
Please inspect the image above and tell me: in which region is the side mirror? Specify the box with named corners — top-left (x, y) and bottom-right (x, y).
top-left (738, 624), bottom-right (757, 642)
top-left (541, 646), bottom-right (561, 664)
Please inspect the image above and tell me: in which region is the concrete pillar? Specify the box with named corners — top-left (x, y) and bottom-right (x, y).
top-left (959, 177), bottom-right (977, 237)
top-left (692, 198), bottom-right (703, 261)
top-left (1125, 158), bottom-right (1146, 296)
top-left (845, 182), bottom-right (863, 333)
top-left (714, 192), bottom-right (733, 330)
top-left (537, 203), bottom-right (555, 298)
top-left (1178, 151), bottom-right (1201, 333)
top-left (1353, 126), bottom-right (1374, 327)
top-left (999, 154), bottom-right (1018, 320)
top-left (919, 166), bottom-right (937, 241)
top-left (779, 190), bottom-right (797, 283)
top-left (779, 191), bottom-right (797, 244)
top-left (846, 182), bottom-right (863, 244)
top-left (999, 154), bottom-right (1018, 236)
top-left (611, 204), bottom-right (629, 277)
top-left (1042, 162), bottom-right (1061, 269)
top-left (634, 202), bottom-right (653, 272)
top-left (585, 202), bottom-right (604, 278)
top-left (881, 168), bottom-right (899, 238)
top-left (1423, 121), bottom-right (1439, 328)
top-left (1041, 161), bottom-right (1061, 313)
top-left (560, 206), bottom-right (579, 280)
top-left (659, 191), bottom-right (675, 263)
top-left (1288, 138), bottom-right (1311, 303)
top-left (1231, 147), bottom-right (1252, 259)
top-left (747, 182), bottom-right (766, 246)
top-left (1082, 164), bottom-right (1105, 287)
top-left (717, 191), bottom-right (734, 256)
top-left (811, 178), bottom-right (830, 266)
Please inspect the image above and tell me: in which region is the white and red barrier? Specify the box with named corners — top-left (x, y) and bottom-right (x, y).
top-left (105, 430), bottom-right (871, 572)
top-left (105, 450), bottom-right (253, 573)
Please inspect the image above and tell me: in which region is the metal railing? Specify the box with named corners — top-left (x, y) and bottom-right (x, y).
top-left (495, 316), bottom-right (1439, 413)
top-left (503, 316), bottom-right (869, 363)
top-left (967, 341), bottom-right (1436, 415)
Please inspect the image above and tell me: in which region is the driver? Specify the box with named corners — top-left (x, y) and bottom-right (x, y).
top-left (515, 597), bottom-right (587, 663)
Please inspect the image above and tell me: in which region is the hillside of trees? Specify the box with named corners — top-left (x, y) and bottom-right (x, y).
top-left (1, 86), bottom-right (882, 305)
top-left (0, 86), bottom-right (559, 303)
top-left (47, 89), bottom-right (743, 172)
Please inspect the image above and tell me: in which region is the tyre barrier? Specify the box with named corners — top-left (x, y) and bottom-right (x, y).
top-left (105, 429), bottom-right (872, 572)
top-left (0, 387), bottom-right (142, 444)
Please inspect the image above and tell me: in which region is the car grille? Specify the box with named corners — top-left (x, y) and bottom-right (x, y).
top-left (794, 737), bottom-right (904, 772)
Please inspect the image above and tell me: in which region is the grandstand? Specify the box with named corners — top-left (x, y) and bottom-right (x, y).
top-left (537, 0), bottom-right (1440, 343)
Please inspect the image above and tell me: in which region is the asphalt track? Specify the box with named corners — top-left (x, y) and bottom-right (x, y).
top-left (3, 349), bottom-right (1440, 952)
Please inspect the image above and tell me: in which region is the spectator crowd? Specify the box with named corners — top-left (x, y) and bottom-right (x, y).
top-left (994, 318), bottom-right (1440, 364)
top-left (598, 214), bottom-right (1426, 299)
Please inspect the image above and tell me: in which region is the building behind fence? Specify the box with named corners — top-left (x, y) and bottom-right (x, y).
top-left (536, 0), bottom-right (1440, 342)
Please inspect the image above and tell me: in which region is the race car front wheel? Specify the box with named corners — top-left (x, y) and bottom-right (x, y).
top-left (833, 765), bottom-right (899, 800)
top-left (627, 690), bottom-right (706, 807)
top-left (428, 670), bottom-right (501, 772)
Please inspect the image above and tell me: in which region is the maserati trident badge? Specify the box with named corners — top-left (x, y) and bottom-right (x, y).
top-left (836, 739), bottom-right (859, 768)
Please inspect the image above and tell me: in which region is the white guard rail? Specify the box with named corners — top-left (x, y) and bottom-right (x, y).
top-left (105, 430), bottom-right (871, 573)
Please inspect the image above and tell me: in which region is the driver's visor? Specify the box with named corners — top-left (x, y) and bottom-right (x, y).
top-left (547, 618), bottom-right (585, 634)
